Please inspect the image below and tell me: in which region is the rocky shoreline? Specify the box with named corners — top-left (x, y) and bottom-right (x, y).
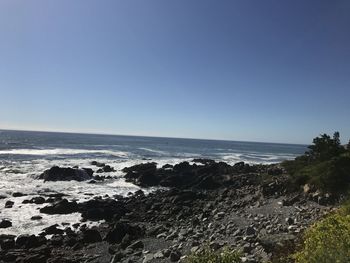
top-left (0, 160), bottom-right (335, 263)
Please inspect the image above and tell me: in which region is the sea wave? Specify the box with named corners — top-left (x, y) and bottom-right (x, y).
top-left (0, 148), bottom-right (129, 157)
top-left (138, 148), bottom-right (168, 155)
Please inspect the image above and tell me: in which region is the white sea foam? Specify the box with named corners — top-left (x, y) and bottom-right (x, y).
top-left (138, 148), bottom-right (168, 155)
top-left (0, 148), bottom-right (129, 157)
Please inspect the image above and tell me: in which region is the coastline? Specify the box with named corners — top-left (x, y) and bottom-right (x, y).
top-left (0, 159), bottom-right (334, 263)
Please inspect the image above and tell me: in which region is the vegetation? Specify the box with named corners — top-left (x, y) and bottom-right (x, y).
top-left (293, 203), bottom-right (350, 263)
top-left (185, 246), bottom-right (241, 263)
top-left (282, 132), bottom-right (350, 194)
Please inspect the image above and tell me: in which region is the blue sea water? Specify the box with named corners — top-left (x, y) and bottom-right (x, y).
top-left (0, 129), bottom-right (307, 235)
top-left (0, 129), bottom-right (306, 164)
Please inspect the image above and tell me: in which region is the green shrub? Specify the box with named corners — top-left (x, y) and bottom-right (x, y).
top-left (284, 156), bottom-right (350, 193)
top-left (185, 246), bottom-right (241, 263)
top-left (293, 212), bottom-right (350, 263)
top-left (282, 132), bottom-right (350, 194)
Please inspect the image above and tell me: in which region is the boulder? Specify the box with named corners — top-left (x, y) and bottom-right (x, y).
top-left (16, 234), bottom-right (45, 249)
top-left (105, 222), bottom-right (144, 244)
top-left (40, 199), bottom-right (79, 214)
top-left (38, 166), bottom-right (93, 182)
top-left (42, 224), bottom-right (64, 235)
top-left (79, 198), bottom-right (128, 221)
top-left (82, 229), bottom-right (102, 243)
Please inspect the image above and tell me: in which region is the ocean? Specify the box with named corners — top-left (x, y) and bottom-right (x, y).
top-left (0, 129), bottom-right (307, 235)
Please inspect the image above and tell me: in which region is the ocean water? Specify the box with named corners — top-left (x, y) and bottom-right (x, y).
top-left (0, 130), bottom-right (307, 235)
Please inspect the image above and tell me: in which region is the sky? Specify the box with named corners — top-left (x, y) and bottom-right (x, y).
top-left (0, 0), bottom-right (349, 144)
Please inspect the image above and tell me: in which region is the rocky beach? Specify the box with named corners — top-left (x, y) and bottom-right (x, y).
top-left (0, 159), bottom-right (334, 263)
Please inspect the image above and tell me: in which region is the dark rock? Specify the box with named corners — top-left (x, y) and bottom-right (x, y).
top-left (282, 195), bottom-right (300, 206)
top-left (31, 216), bottom-right (43, 220)
top-left (12, 192), bottom-right (26, 197)
top-left (38, 166), bottom-right (93, 182)
top-left (285, 217), bottom-right (295, 225)
top-left (91, 161), bottom-right (105, 167)
top-left (80, 198), bottom-right (128, 221)
top-left (1, 238), bottom-right (15, 250)
top-left (5, 200), bottom-right (14, 208)
top-left (105, 222), bottom-right (144, 244)
top-left (82, 228), bottom-right (102, 243)
top-left (103, 165), bottom-right (115, 172)
top-left (246, 226), bottom-right (256, 236)
top-left (192, 158), bottom-right (215, 165)
top-left (42, 224), bottom-right (64, 235)
top-left (162, 164), bottom-right (173, 169)
top-left (40, 199), bottom-right (78, 214)
top-left (30, 196), bottom-right (46, 204)
top-left (16, 234), bottom-right (45, 249)
top-left (0, 219), bottom-right (12, 228)
top-left (50, 234), bottom-right (64, 246)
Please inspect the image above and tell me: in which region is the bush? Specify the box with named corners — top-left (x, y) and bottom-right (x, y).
top-left (293, 211), bottom-right (350, 263)
top-left (282, 132), bottom-right (350, 194)
top-left (284, 156), bottom-right (350, 193)
top-left (185, 246), bottom-right (241, 263)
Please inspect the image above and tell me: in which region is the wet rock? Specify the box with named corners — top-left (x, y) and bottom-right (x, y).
top-left (162, 164), bottom-right (173, 169)
top-left (30, 196), bottom-right (46, 204)
top-left (91, 161), bottom-right (105, 167)
top-left (12, 192), bottom-right (26, 197)
top-left (103, 165), bottom-right (115, 172)
top-left (0, 219), bottom-right (12, 228)
top-left (31, 216), bottom-right (43, 220)
top-left (40, 199), bottom-right (79, 214)
top-left (38, 166), bottom-right (93, 182)
top-left (42, 224), bottom-right (64, 235)
top-left (5, 200), bottom-right (14, 208)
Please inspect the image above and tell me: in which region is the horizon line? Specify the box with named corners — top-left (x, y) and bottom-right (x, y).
top-left (0, 127), bottom-right (308, 146)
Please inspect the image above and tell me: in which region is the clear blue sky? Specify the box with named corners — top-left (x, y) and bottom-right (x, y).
top-left (0, 0), bottom-right (349, 144)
